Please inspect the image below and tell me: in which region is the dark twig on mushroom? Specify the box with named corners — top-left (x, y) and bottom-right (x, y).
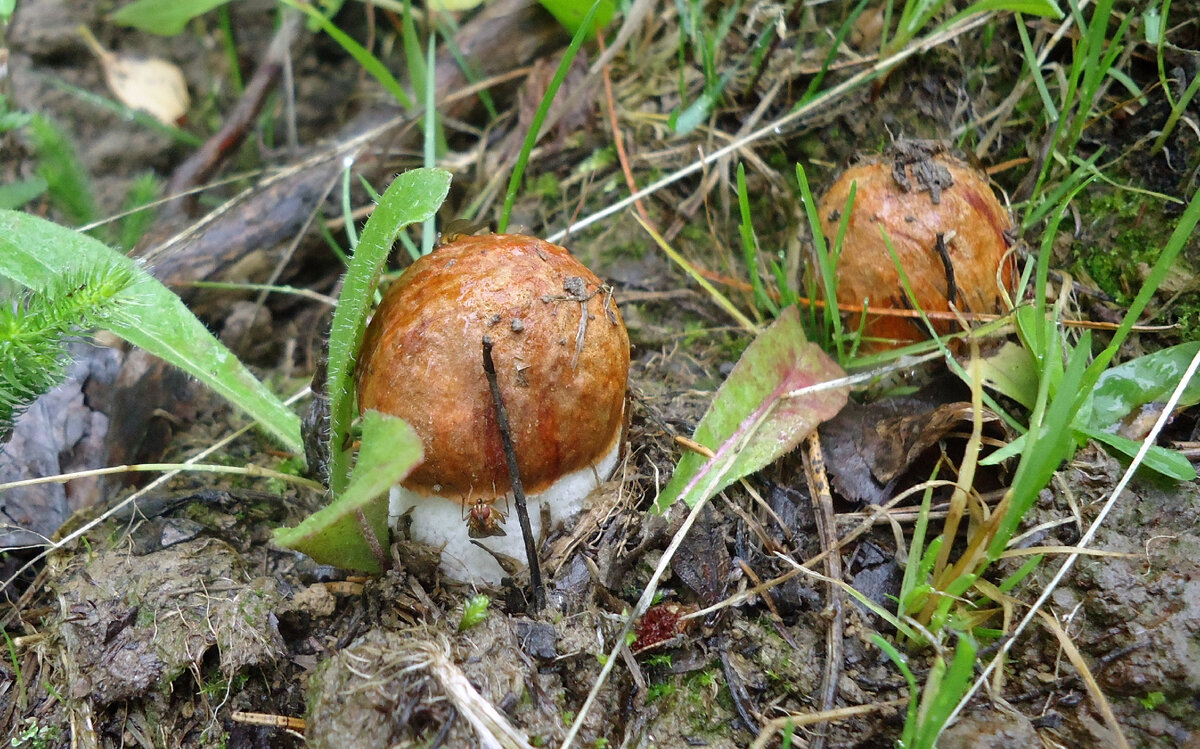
top-left (482, 335), bottom-right (545, 611)
top-left (934, 232), bottom-right (959, 306)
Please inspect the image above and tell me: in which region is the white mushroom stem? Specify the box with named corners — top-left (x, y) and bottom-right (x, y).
top-left (389, 439), bottom-right (621, 584)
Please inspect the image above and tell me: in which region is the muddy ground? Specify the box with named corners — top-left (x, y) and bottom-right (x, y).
top-left (2, 0), bottom-right (1200, 747)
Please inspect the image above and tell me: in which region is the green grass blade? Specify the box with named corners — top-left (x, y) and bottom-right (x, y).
top-left (497, 0), bottom-right (602, 233)
top-left (899, 469), bottom-right (940, 619)
top-left (917, 635), bottom-right (977, 747)
top-left (1077, 427), bottom-right (1196, 481)
top-left (43, 76), bottom-right (201, 147)
top-left (872, 634), bottom-right (919, 746)
top-left (1014, 13), bottom-right (1058, 121)
top-left (285, 0), bottom-right (414, 109)
top-left (735, 163), bottom-right (774, 316)
top-left (997, 553), bottom-right (1042, 593)
top-left (988, 333), bottom-right (1091, 559)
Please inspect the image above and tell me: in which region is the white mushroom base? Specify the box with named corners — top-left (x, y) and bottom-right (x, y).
top-left (389, 441), bottom-right (621, 585)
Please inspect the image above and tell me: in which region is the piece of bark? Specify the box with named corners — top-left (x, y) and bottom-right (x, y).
top-left (102, 348), bottom-right (201, 483)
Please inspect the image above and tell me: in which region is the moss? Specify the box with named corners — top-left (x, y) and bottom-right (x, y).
top-left (642, 664), bottom-right (734, 738)
top-left (1071, 187), bottom-right (1182, 306)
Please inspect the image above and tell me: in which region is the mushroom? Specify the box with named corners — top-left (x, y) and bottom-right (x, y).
top-left (818, 141), bottom-right (1016, 348)
top-left (356, 233), bottom-right (630, 583)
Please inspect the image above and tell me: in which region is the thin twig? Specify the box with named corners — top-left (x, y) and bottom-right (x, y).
top-left (803, 431), bottom-right (843, 749)
top-left (0, 461), bottom-right (324, 493)
top-left (481, 336), bottom-right (544, 611)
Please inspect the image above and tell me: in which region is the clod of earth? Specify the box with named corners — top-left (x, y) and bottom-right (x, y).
top-left (818, 140), bottom-right (1016, 348)
top-left (356, 233), bottom-right (630, 583)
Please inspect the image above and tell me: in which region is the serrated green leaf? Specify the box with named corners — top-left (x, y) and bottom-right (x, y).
top-left (110, 0), bottom-right (233, 35)
top-left (653, 306), bottom-right (848, 512)
top-left (325, 168), bottom-right (451, 495)
top-left (1090, 342), bottom-right (1200, 431)
top-left (274, 411), bottom-right (423, 573)
top-left (0, 209), bottom-right (303, 453)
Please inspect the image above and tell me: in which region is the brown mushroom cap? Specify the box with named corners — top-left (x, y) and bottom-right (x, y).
top-left (356, 233), bottom-right (630, 502)
top-left (818, 145), bottom-right (1015, 347)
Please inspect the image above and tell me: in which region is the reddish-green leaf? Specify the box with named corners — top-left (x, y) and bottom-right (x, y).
top-left (654, 306), bottom-right (849, 512)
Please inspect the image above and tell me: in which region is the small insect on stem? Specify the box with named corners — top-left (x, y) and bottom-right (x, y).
top-left (466, 497), bottom-right (508, 538)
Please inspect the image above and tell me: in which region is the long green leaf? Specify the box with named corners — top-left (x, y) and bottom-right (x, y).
top-left (325, 168), bottom-right (451, 494)
top-left (497, 0), bottom-right (602, 232)
top-left (653, 306), bottom-right (847, 512)
top-left (274, 411), bottom-right (423, 573)
top-left (917, 635), bottom-right (977, 748)
top-left (0, 210), bottom-right (303, 453)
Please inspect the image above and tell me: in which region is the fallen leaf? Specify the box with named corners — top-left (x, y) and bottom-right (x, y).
top-left (79, 26), bottom-right (189, 125)
top-left (819, 378), bottom-right (991, 504)
top-left (654, 305), bottom-right (848, 512)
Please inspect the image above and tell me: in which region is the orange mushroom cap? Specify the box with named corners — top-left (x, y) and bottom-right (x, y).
top-left (356, 233), bottom-right (630, 504)
top-left (818, 143), bottom-right (1016, 348)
